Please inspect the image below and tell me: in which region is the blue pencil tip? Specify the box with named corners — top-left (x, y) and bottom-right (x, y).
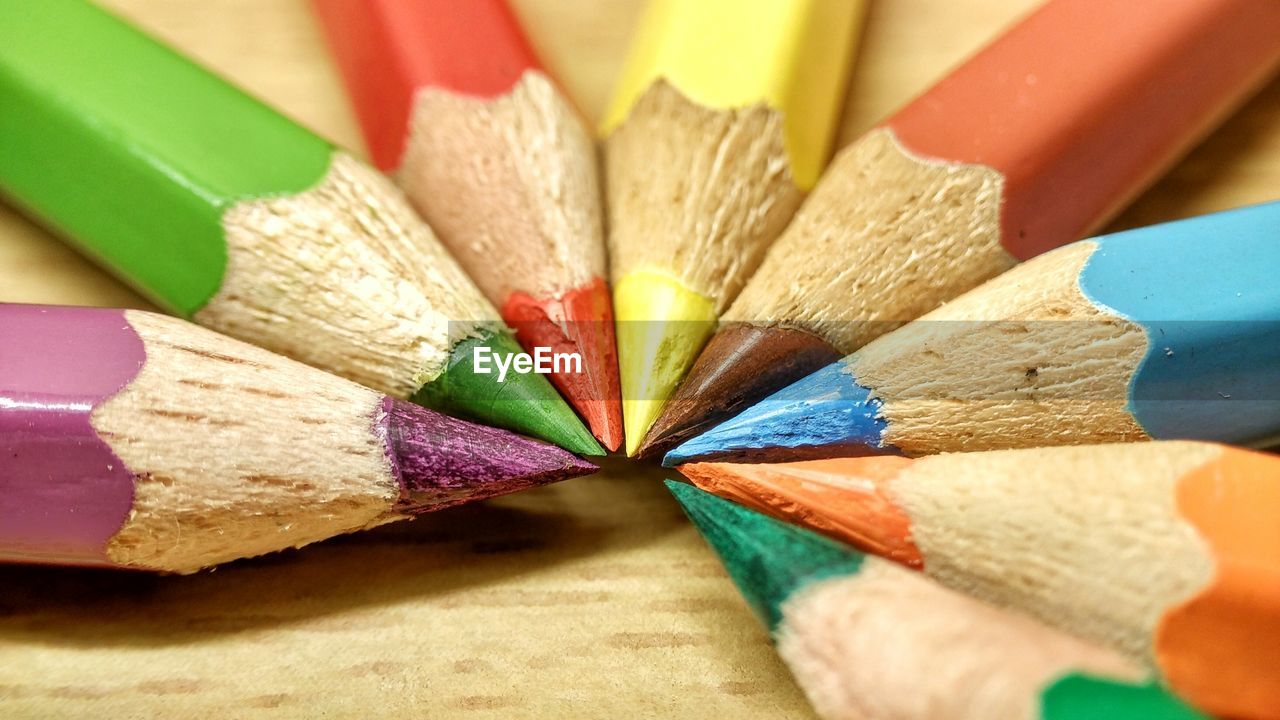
top-left (663, 361), bottom-right (887, 465)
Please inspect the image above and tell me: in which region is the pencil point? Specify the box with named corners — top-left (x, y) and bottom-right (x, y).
top-left (679, 457), bottom-right (924, 568)
top-left (615, 271), bottom-right (717, 456)
top-left (637, 324), bottom-right (841, 459)
top-left (663, 361), bottom-right (887, 466)
top-left (504, 277), bottom-right (624, 452)
top-left (384, 398), bottom-right (596, 512)
top-left (412, 329), bottom-right (605, 456)
top-left (665, 480), bottom-right (865, 630)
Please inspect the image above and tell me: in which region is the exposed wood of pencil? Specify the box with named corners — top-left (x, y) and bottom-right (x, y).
top-left (682, 442), bottom-right (1214, 664)
top-left (724, 0), bottom-right (1280, 354)
top-left (398, 74), bottom-right (621, 450)
top-left (399, 71), bottom-right (603, 304)
top-left (606, 80), bottom-right (801, 312)
top-left (98, 311), bottom-right (402, 572)
top-left (850, 240), bottom-right (1146, 454)
top-left (722, 128), bottom-right (1007, 351)
top-left (202, 152), bottom-right (497, 399)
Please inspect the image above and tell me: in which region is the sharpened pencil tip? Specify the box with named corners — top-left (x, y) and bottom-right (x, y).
top-left (663, 361), bottom-right (887, 466)
top-left (412, 329), bottom-right (605, 456)
top-left (636, 324), bottom-right (841, 459)
top-left (614, 271), bottom-right (718, 456)
top-left (665, 480), bottom-right (866, 631)
top-left (504, 277), bottom-right (624, 452)
top-left (383, 398), bottom-right (596, 513)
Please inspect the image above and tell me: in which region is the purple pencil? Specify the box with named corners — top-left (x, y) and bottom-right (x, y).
top-left (0, 304), bottom-right (596, 573)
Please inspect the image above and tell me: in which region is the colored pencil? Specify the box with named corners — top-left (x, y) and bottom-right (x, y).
top-left (312, 0), bottom-right (621, 451)
top-left (667, 202), bottom-right (1280, 463)
top-left (678, 441), bottom-right (1280, 719)
top-left (639, 0), bottom-right (1280, 458)
top-left (0, 0), bottom-right (601, 455)
top-left (0, 304), bottom-right (596, 574)
top-left (604, 0), bottom-right (863, 455)
top-left (667, 482), bottom-right (1206, 720)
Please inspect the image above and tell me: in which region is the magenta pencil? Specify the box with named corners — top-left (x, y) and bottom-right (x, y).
top-left (0, 304), bottom-right (596, 573)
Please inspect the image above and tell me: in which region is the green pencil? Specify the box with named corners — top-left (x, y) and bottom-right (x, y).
top-left (667, 482), bottom-right (1207, 720)
top-left (0, 0), bottom-right (601, 455)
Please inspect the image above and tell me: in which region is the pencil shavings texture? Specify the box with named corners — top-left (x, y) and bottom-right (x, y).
top-left (99, 311), bottom-right (395, 573)
top-left (399, 70), bottom-right (604, 302)
top-left (200, 152), bottom-right (498, 397)
top-left (724, 128), bottom-right (1012, 352)
top-left (606, 80), bottom-right (802, 312)
top-left (853, 241), bottom-right (1148, 454)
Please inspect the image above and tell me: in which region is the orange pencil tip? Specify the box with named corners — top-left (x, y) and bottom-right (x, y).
top-left (678, 457), bottom-right (925, 569)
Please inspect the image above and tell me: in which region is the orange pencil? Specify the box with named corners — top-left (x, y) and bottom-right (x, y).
top-left (680, 442), bottom-right (1280, 719)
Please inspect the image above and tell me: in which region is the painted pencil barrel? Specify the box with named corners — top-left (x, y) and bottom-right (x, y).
top-left (313, 0), bottom-right (621, 450)
top-left (0, 304), bottom-right (595, 573)
top-left (605, 0), bottom-right (863, 454)
top-left (668, 202), bottom-right (1280, 463)
top-left (658, 0), bottom-right (1280, 459)
top-left (0, 0), bottom-right (329, 315)
top-left (667, 482), bottom-right (1204, 720)
top-left (312, 0), bottom-right (543, 174)
top-left (679, 441), bottom-right (1280, 718)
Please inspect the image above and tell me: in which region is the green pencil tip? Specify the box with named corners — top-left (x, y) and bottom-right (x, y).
top-left (412, 330), bottom-right (605, 456)
top-left (664, 480), bottom-right (865, 631)
top-left (1040, 675), bottom-right (1207, 720)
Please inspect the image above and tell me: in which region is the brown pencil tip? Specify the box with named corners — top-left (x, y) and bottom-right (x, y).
top-left (636, 324), bottom-right (842, 459)
top-left (504, 277), bottom-right (623, 452)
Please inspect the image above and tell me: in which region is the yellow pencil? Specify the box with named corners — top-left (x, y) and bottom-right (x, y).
top-left (603, 0), bottom-right (863, 455)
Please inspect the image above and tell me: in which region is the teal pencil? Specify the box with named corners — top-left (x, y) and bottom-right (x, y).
top-left (667, 482), bottom-right (1207, 720)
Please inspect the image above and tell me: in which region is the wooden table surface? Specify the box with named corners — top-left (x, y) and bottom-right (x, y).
top-left (1, 1), bottom-right (1277, 717)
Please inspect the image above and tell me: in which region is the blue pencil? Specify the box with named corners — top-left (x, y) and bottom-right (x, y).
top-left (667, 202), bottom-right (1280, 464)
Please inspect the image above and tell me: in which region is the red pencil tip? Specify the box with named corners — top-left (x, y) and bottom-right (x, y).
top-left (503, 277), bottom-right (624, 452)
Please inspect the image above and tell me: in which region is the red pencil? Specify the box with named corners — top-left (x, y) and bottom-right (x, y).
top-left (313, 0), bottom-right (620, 450)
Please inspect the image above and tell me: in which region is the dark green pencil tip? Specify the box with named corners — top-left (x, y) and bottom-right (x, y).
top-left (1040, 675), bottom-right (1206, 720)
top-left (665, 480), bottom-right (865, 631)
top-left (413, 329), bottom-right (605, 456)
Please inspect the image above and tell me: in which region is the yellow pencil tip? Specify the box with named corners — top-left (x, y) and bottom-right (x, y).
top-left (614, 270), bottom-right (717, 456)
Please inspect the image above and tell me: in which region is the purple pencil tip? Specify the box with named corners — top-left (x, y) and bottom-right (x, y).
top-left (379, 398), bottom-right (596, 513)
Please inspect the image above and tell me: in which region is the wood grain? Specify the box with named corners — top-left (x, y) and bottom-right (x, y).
top-left (1, 1), bottom-right (1277, 717)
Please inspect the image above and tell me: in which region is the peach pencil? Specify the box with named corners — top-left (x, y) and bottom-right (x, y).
top-left (680, 442), bottom-right (1280, 719)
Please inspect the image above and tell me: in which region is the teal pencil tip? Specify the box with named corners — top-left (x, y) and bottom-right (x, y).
top-left (665, 480), bottom-right (866, 631)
